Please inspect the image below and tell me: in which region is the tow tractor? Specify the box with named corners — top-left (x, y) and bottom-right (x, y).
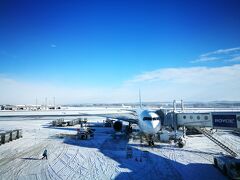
top-left (75, 118), bottom-right (94, 140)
top-left (76, 127), bottom-right (94, 140)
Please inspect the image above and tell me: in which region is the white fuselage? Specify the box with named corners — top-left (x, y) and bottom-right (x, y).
top-left (137, 109), bottom-right (161, 135)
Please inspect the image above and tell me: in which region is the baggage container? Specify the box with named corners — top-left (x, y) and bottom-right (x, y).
top-left (2, 132), bottom-right (11, 143)
top-left (73, 119), bottom-right (79, 125)
top-left (17, 129), bottom-right (23, 138)
top-left (0, 133), bottom-right (4, 145)
top-left (10, 130), bottom-right (18, 140)
top-left (67, 120), bottom-right (74, 126)
top-left (52, 118), bottom-right (65, 126)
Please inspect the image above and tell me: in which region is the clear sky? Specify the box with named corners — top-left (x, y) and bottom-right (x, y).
top-left (1, 0), bottom-right (240, 104)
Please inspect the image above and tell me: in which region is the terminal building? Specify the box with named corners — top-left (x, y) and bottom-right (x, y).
top-left (0, 104), bottom-right (61, 111)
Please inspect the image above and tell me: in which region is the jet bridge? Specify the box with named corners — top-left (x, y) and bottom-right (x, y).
top-left (176, 112), bottom-right (240, 130)
top-left (161, 110), bottom-right (240, 156)
top-left (160, 100), bottom-right (240, 130)
top-left (158, 100), bottom-right (240, 156)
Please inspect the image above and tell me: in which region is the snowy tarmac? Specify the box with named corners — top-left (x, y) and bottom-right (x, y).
top-left (0, 116), bottom-right (238, 180)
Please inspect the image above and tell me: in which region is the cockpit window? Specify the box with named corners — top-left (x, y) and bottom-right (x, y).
top-left (143, 117), bottom-right (159, 121)
top-left (143, 117), bottom-right (152, 121)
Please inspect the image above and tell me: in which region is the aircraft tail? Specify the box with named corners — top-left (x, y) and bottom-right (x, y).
top-left (139, 89), bottom-right (142, 109)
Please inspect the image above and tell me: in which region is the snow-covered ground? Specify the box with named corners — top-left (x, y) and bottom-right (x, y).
top-left (0, 115), bottom-right (239, 180)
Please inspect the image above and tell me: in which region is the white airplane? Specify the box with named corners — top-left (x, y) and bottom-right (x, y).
top-left (121, 104), bottom-right (132, 109)
top-left (134, 108), bottom-right (161, 146)
top-left (105, 92), bottom-right (161, 146)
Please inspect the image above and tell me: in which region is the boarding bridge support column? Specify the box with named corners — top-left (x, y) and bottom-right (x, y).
top-left (173, 100), bottom-right (184, 112)
top-left (183, 126), bottom-right (186, 138)
top-left (172, 112), bottom-right (178, 141)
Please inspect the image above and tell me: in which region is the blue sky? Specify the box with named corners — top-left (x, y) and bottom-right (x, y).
top-left (1, 0), bottom-right (240, 104)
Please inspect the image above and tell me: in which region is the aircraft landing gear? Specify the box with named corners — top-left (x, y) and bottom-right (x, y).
top-left (147, 134), bottom-right (155, 146)
top-left (125, 123), bottom-right (133, 135)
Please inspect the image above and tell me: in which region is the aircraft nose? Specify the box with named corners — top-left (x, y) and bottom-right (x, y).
top-left (150, 121), bottom-right (160, 133)
top-left (151, 120), bottom-right (159, 128)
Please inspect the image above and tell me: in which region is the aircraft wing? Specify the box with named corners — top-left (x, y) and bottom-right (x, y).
top-left (0, 110), bottom-right (139, 124)
top-left (78, 112), bottom-right (139, 124)
top-left (103, 113), bottom-right (138, 124)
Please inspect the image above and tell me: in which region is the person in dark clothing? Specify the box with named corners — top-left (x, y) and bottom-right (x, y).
top-left (42, 149), bottom-right (48, 160)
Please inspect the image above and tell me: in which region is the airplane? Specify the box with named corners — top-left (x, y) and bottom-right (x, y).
top-left (101, 91), bottom-right (161, 146)
top-left (121, 104), bottom-right (132, 109)
top-left (133, 108), bottom-right (161, 146)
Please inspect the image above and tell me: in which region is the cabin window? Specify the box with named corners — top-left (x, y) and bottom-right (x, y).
top-left (197, 116), bottom-right (200, 120)
top-left (183, 115), bottom-right (186, 119)
top-left (204, 116), bottom-right (208, 120)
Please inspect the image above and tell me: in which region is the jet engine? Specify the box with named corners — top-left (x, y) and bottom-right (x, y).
top-left (113, 121), bottom-right (122, 132)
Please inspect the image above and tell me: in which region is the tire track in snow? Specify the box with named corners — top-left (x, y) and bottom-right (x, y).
top-left (0, 141), bottom-right (48, 179)
top-left (47, 143), bottom-right (68, 180)
top-left (48, 144), bottom-right (81, 180)
top-left (59, 149), bottom-right (79, 178)
top-left (14, 141), bottom-right (51, 179)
